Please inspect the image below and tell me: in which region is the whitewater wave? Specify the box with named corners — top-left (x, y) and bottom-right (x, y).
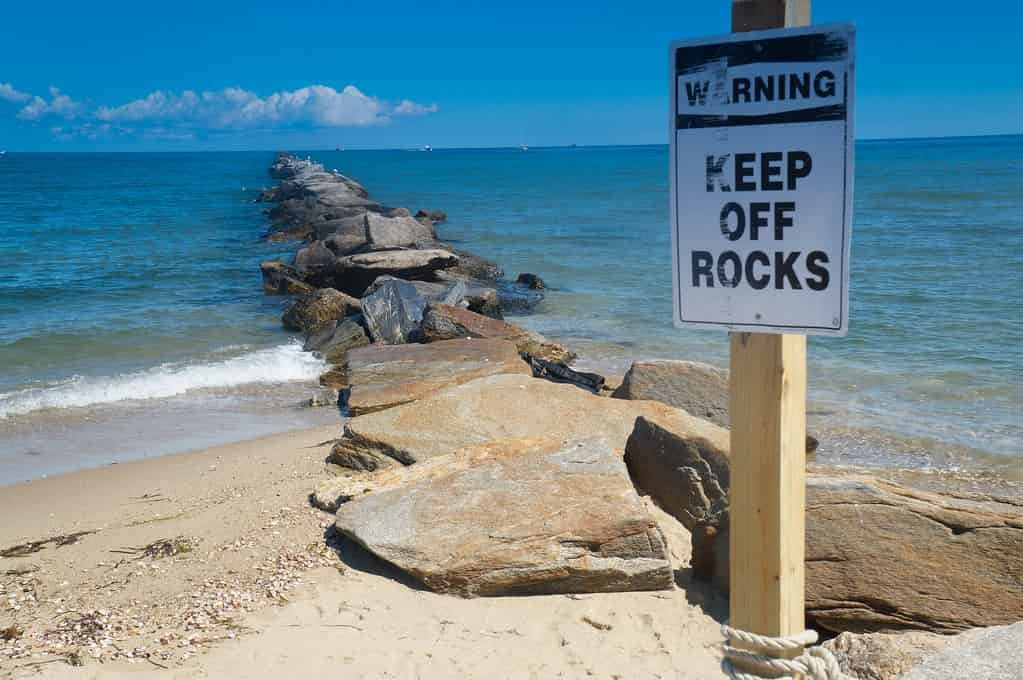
top-left (0, 343), bottom-right (326, 418)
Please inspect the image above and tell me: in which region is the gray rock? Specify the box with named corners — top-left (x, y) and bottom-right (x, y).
top-left (902, 622), bottom-right (1023, 679)
top-left (623, 416), bottom-right (730, 530)
top-left (318, 317), bottom-right (370, 364)
top-left (613, 359), bottom-right (818, 452)
top-left (341, 249), bottom-right (458, 276)
top-left (315, 213), bottom-right (367, 242)
top-left (495, 279), bottom-right (545, 312)
top-left (303, 320), bottom-right (338, 352)
top-left (613, 360), bottom-right (729, 427)
top-left (415, 208), bottom-right (447, 223)
top-left (516, 273), bottom-right (546, 289)
top-left (823, 630), bottom-right (956, 680)
top-left (294, 241), bottom-right (336, 272)
top-left (334, 436), bottom-right (674, 596)
top-left (360, 278), bottom-right (428, 344)
top-left (365, 213), bottom-right (435, 249)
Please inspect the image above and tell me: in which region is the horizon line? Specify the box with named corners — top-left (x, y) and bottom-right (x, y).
top-left (2, 131), bottom-right (1020, 153)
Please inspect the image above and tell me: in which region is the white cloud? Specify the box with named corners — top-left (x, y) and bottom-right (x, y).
top-left (4, 82), bottom-right (438, 140)
top-left (18, 86), bottom-right (84, 120)
top-left (95, 84), bottom-right (432, 129)
top-left (392, 99), bottom-right (439, 116)
top-left (0, 83), bottom-right (30, 103)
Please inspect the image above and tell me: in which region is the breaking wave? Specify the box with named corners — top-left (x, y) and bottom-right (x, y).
top-left (0, 343), bottom-right (325, 418)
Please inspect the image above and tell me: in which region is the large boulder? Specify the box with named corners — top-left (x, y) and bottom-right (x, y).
top-left (328, 373), bottom-right (727, 472)
top-left (316, 213), bottom-right (368, 244)
top-left (691, 474), bottom-right (1023, 634)
top-left (624, 416), bottom-right (729, 530)
top-left (365, 213), bottom-right (435, 248)
top-left (333, 436), bottom-right (674, 596)
top-left (422, 303), bottom-right (574, 363)
top-left (339, 338), bottom-right (530, 418)
top-left (281, 288), bottom-right (360, 333)
top-left (260, 261), bottom-right (314, 296)
top-left (359, 278), bottom-right (428, 344)
top-left (613, 360), bottom-right (729, 428)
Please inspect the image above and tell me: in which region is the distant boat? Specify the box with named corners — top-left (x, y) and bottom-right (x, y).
top-left (0, 150), bottom-right (6, 155)
top-left (519, 144), bottom-right (529, 151)
top-left (335, 146), bottom-right (344, 151)
top-left (420, 145), bottom-right (433, 152)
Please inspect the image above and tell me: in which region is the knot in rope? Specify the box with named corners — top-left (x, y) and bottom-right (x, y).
top-left (721, 624), bottom-right (855, 680)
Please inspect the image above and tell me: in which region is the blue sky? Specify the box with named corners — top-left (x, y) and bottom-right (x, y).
top-left (1, 1), bottom-right (1019, 151)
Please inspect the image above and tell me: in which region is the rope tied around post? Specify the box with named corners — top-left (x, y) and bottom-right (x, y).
top-left (721, 625), bottom-right (856, 680)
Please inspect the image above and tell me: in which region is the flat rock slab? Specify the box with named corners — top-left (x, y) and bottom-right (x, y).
top-left (334, 437), bottom-right (674, 597)
top-left (342, 338), bottom-right (530, 417)
top-left (330, 373), bottom-right (727, 471)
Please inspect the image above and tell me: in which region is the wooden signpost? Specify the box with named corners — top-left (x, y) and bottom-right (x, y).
top-left (730, 0), bottom-right (810, 657)
top-left (669, 0), bottom-right (855, 673)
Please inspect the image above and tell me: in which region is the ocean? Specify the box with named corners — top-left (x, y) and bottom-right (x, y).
top-left (1, 139), bottom-right (1020, 486)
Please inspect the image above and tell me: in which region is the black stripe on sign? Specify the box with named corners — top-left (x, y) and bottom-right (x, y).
top-left (676, 104), bottom-right (845, 129)
top-left (675, 31), bottom-right (848, 74)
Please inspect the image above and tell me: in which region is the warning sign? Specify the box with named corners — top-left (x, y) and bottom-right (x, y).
top-left (670, 24), bottom-right (855, 335)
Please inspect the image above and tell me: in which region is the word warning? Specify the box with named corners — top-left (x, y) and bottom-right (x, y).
top-left (670, 24), bottom-right (855, 335)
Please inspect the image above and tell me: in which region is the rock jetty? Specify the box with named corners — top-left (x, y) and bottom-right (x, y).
top-left (258, 153), bottom-right (571, 403)
top-left (255, 153), bottom-right (1022, 667)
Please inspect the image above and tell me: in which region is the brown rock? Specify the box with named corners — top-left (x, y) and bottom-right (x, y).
top-left (328, 372), bottom-right (727, 472)
top-left (340, 338), bottom-right (531, 419)
top-left (422, 303), bottom-right (574, 363)
top-left (281, 288), bottom-right (360, 333)
top-left (613, 359), bottom-right (818, 452)
top-left (260, 261), bottom-right (314, 295)
top-left (613, 360), bottom-right (729, 427)
top-left (319, 365), bottom-right (347, 390)
top-left (333, 437), bottom-right (674, 596)
top-left (694, 474), bottom-right (1023, 634)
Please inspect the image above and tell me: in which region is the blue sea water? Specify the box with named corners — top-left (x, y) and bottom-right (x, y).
top-left (0, 139), bottom-right (1020, 485)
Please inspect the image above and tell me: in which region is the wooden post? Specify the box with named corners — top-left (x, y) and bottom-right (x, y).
top-left (728, 0), bottom-right (811, 663)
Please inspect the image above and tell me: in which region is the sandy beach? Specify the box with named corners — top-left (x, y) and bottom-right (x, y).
top-left (0, 424), bottom-right (727, 679)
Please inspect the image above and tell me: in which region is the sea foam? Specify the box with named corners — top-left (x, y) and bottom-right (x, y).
top-left (0, 343), bottom-right (325, 418)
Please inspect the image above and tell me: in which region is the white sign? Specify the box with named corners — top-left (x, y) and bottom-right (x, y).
top-left (670, 23), bottom-right (855, 336)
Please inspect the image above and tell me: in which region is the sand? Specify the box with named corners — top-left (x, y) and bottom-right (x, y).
top-left (0, 425), bottom-right (726, 679)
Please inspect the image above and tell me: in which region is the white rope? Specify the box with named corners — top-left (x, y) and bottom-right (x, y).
top-left (721, 624), bottom-right (856, 680)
